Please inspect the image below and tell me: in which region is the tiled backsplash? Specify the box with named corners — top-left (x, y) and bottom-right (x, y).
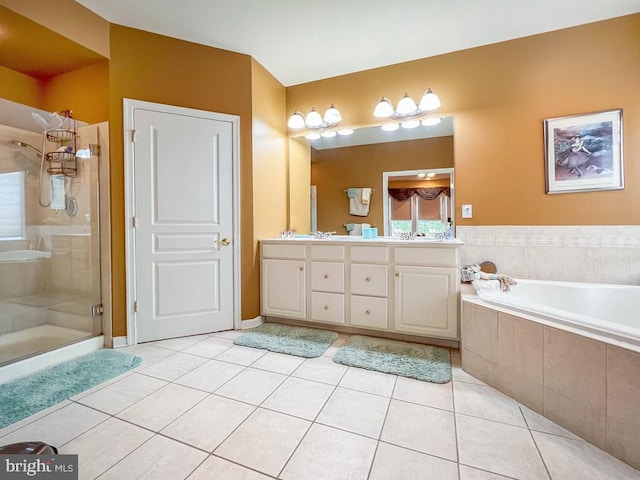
top-left (457, 226), bottom-right (640, 285)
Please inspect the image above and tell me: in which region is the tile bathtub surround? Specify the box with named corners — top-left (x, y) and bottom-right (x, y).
top-left (462, 298), bottom-right (640, 470)
top-left (457, 225), bottom-right (640, 284)
top-left (1, 329), bottom-right (638, 479)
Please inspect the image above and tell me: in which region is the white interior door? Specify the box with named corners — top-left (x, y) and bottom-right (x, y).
top-left (127, 102), bottom-right (237, 343)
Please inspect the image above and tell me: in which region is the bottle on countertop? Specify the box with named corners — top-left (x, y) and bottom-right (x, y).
top-left (445, 223), bottom-right (454, 240)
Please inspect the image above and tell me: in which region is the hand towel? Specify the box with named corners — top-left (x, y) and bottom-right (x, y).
top-left (50, 175), bottom-right (66, 210)
top-left (347, 188), bottom-right (357, 198)
top-left (345, 223), bottom-right (355, 232)
top-left (361, 188), bottom-right (372, 205)
top-left (349, 188), bottom-right (370, 216)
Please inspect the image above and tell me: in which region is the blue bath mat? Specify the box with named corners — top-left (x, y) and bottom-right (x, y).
top-left (234, 323), bottom-right (338, 358)
top-left (333, 335), bottom-right (451, 383)
top-left (0, 350), bottom-right (141, 429)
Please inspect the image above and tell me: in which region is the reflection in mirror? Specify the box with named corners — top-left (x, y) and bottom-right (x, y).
top-left (308, 117), bottom-right (454, 237)
top-left (383, 168), bottom-right (454, 236)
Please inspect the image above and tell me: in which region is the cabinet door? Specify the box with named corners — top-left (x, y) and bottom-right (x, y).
top-left (393, 266), bottom-right (458, 338)
top-left (261, 259), bottom-right (306, 319)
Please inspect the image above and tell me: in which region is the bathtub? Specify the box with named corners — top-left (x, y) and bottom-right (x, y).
top-left (473, 278), bottom-right (640, 352)
top-left (461, 279), bottom-right (640, 469)
top-left (0, 250), bottom-right (52, 263)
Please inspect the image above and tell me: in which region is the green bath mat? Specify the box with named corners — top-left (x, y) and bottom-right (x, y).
top-left (234, 323), bottom-right (338, 358)
top-left (333, 335), bottom-right (451, 383)
top-left (0, 349), bottom-right (141, 429)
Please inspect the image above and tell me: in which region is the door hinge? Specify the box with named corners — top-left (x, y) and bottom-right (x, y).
top-left (91, 304), bottom-right (104, 317)
top-left (133, 301), bottom-right (138, 313)
top-left (130, 129), bottom-right (136, 142)
top-left (132, 216), bottom-right (137, 228)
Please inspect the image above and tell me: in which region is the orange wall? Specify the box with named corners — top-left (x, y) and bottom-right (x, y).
top-left (108, 25), bottom-right (256, 335)
top-left (43, 60), bottom-right (109, 124)
top-left (251, 58), bottom-right (287, 311)
top-left (0, 66), bottom-right (45, 109)
top-left (291, 14), bottom-right (640, 226)
top-left (311, 136), bottom-right (454, 232)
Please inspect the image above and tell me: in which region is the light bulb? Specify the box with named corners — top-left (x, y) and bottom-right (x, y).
top-left (321, 130), bottom-right (337, 138)
top-left (305, 108), bottom-right (323, 128)
top-left (323, 104), bottom-right (342, 124)
top-left (305, 132), bottom-right (320, 140)
top-left (337, 129), bottom-right (354, 135)
top-left (418, 89), bottom-right (441, 111)
top-left (396, 93), bottom-right (417, 115)
top-left (421, 117), bottom-right (442, 126)
top-left (401, 119), bottom-right (420, 129)
top-left (417, 173), bottom-right (426, 178)
top-left (373, 97), bottom-right (394, 118)
top-left (287, 111), bottom-right (305, 129)
top-left (381, 123), bottom-right (399, 131)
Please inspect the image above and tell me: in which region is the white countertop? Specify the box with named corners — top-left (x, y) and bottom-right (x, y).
top-left (260, 235), bottom-right (463, 246)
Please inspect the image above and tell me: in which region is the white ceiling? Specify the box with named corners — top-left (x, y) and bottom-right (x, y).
top-left (74, 0), bottom-right (640, 86)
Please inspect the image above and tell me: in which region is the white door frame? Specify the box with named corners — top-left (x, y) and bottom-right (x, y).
top-left (123, 98), bottom-right (241, 346)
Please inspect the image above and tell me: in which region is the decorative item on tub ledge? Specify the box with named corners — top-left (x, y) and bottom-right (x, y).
top-left (544, 108), bottom-right (623, 194)
top-left (374, 89), bottom-right (442, 131)
top-left (287, 104), bottom-right (353, 140)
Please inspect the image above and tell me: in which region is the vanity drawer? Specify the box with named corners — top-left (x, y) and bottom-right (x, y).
top-left (311, 245), bottom-right (345, 261)
top-left (311, 292), bottom-right (345, 324)
top-left (311, 262), bottom-right (345, 293)
top-left (350, 246), bottom-right (388, 263)
top-left (350, 295), bottom-right (388, 329)
top-left (262, 243), bottom-right (306, 259)
top-left (350, 264), bottom-right (388, 297)
top-left (394, 246), bottom-right (458, 267)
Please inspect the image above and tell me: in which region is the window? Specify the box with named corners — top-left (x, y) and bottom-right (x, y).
top-left (389, 193), bottom-right (450, 235)
top-left (0, 171), bottom-right (26, 239)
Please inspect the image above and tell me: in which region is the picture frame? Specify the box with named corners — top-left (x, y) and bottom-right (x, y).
top-left (544, 109), bottom-right (623, 194)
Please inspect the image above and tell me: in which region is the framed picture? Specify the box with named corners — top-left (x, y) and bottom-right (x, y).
top-left (544, 109), bottom-right (623, 194)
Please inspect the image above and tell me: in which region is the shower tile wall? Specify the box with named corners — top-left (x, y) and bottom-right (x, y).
top-left (457, 225), bottom-right (640, 285)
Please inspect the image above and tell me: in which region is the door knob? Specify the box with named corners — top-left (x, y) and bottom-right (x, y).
top-left (220, 238), bottom-right (230, 246)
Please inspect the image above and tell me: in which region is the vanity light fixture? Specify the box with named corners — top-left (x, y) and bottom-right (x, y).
top-left (374, 89), bottom-right (441, 130)
top-left (288, 104), bottom-right (344, 140)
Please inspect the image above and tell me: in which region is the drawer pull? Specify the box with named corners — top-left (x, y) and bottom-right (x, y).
top-left (365, 277), bottom-right (370, 282)
top-left (323, 274), bottom-right (329, 279)
top-left (299, 267), bottom-right (304, 271)
top-left (324, 305), bottom-right (329, 310)
top-left (365, 310), bottom-right (371, 315)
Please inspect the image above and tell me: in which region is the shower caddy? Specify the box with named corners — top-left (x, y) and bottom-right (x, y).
top-left (44, 109), bottom-right (77, 177)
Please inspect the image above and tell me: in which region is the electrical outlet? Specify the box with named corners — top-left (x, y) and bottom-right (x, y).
top-left (462, 204), bottom-right (473, 218)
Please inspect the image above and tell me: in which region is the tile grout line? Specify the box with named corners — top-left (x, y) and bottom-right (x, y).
top-left (273, 355), bottom-right (348, 479)
top-left (365, 374), bottom-right (398, 479)
top-left (451, 371), bottom-right (461, 479)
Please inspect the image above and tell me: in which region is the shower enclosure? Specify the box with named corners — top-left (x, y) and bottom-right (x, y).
top-left (0, 106), bottom-right (107, 367)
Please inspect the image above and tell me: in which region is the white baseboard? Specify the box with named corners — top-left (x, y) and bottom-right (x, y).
top-left (0, 335), bottom-right (104, 384)
top-left (241, 316), bottom-right (264, 329)
top-left (112, 336), bottom-right (129, 348)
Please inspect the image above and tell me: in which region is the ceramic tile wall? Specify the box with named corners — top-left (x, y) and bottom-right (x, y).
top-left (457, 226), bottom-right (640, 284)
top-left (461, 298), bottom-right (640, 469)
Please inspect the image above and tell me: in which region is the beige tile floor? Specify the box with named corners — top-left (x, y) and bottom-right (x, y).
top-left (1, 330), bottom-right (639, 480)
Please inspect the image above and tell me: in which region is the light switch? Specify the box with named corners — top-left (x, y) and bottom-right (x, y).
top-left (462, 204), bottom-right (473, 218)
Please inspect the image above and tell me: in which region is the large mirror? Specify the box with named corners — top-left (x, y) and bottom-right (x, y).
top-left (300, 116), bottom-right (454, 236)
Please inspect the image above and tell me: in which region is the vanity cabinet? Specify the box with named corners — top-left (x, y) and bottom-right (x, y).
top-left (260, 238), bottom-right (462, 340)
top-left (261, 243), bottom-right (307, 319)
top-left (393, 266), bottom-right (458, 338)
